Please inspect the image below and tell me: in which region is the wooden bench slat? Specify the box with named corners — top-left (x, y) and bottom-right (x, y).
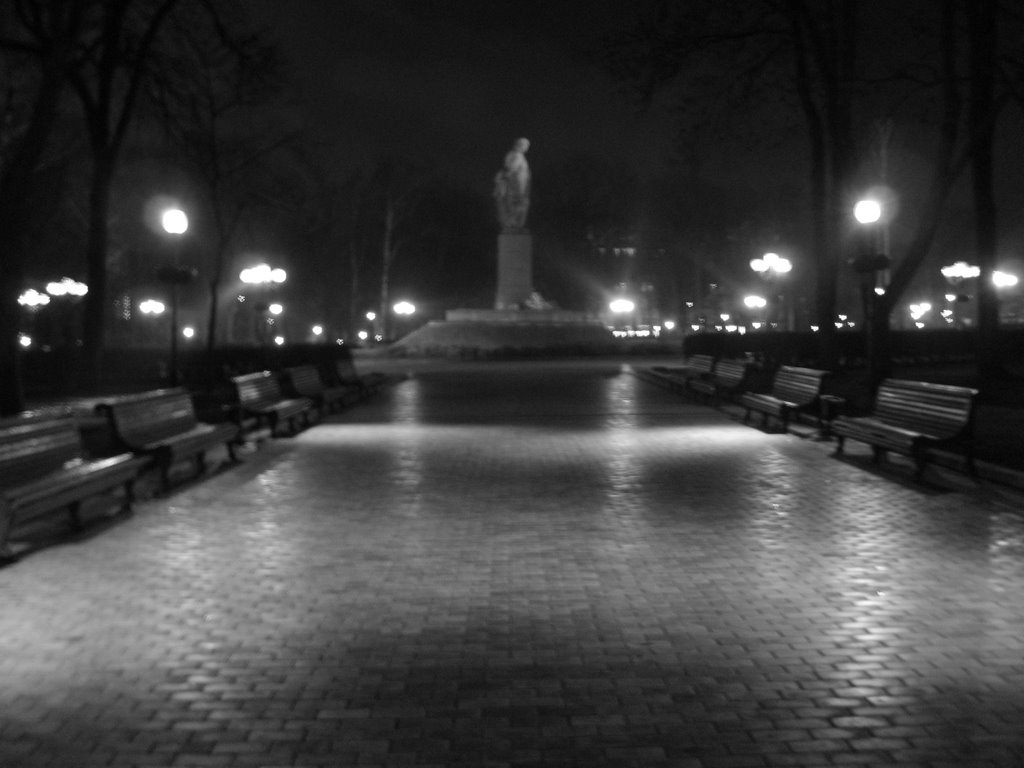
top-left (1, 417), bottom-right (145, 561)
top-left (687, 359), bottom-right (752, 403)
top-left (231, 372), bottom-right (316, 437)
top-left (283, 365), bottom-right (359, 414)
top-left (739, 366), bottom-right (830, 433)
top-left (831, 378), bottom-right (978, 479)
top-left (97, 388), bottom-right (240, 491)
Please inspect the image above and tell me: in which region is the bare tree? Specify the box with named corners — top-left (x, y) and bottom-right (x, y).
top-left (0, 1), bottom-right (85, 414)
top-left (150, 4), bottom-right (290, 378)
top-left (366, 158), bottom-right (423, 340)
top-left (64, 0), bottom-right (182, 390)
top-left (604, 0), bottom-right (860, 366)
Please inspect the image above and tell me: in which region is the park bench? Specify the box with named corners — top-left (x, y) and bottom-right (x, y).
top-left (688, 358), bottom-right (754, 405)
top-left (1, 416), bottom-right (146, 562)
top-left (283, 364), bottom-right (359, 415)
top-left (96, 388), bottom-right (240, 492)
top-left (231, 371), bottom-right (315, 437)
top-left (328, 356), bottom-right (388, 399)
top-left (739, 365), bottom-right (830, 433)
top-left (654, 354), bottom-right (716, 395)
top-left (831, 378), bottom-right (978, 479)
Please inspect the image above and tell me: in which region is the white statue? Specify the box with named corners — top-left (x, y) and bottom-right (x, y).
top-left (493, 137), bottom-right (531, 229)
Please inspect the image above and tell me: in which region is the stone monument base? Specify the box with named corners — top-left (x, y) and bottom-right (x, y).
top-left (495, 231), bottom-right (533, 309)
top-left (388, 309), bottom-right (613, 358)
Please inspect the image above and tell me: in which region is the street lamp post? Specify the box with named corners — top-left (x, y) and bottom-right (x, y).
top-left (743, 295), bottom-right (767, 329)
top-left (392, 301), bottom-right (416, 339)
top-left (851, 198), bottom-right (891, 384)
top-left (749, 252), bottom-right (792, 329)
top-left (157, 208), bottom-right (194, 387)
top-left (239, 263), bottom-right (286, 361)
top-left (139, 298), bottom-right (166, 349)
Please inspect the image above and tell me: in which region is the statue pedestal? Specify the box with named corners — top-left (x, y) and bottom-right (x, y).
top-left (495, 230), bottom-right (532, 309)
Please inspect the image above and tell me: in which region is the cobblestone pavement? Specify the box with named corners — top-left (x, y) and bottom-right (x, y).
top-left (2, 360), bottom-right (1023, 767)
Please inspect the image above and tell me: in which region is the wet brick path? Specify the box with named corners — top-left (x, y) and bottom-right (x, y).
top-left (1, 361), bottom-right (1023, 767)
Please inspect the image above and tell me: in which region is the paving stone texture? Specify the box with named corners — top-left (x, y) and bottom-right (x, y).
top-left (2, 360), bottom-right (1023, 767)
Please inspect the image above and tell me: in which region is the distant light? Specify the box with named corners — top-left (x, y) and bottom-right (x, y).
top-left (941, 261), bottom-right (980, 280)
top-left (663, 320), bottom-right (676, 330)
top-left (139, 299), bottom-right (165, 315)
top-left (690, 324), bottom-right (700, 332)
top-left (240, 263), bottom-right (286, 284)
top-left (744, 295), bottom-right (766, 309)
top-left (874, 286), bottom-right (886, 296)
top-left (751, 252), bottom-right (791, 274)
top-left (993, 270), bottom-right (1019, 287)
top-left (182, 326), bottom-right (195, 339)
top-left (18, 333), bottom-right (32, 348)
top-left (837, 314), bottom-right (847, 321)
top-left (609, 298), bottom-right (635, 313)
top-left (366, 311), bottom-right (376, 321)
top-left (854, 199), bottom-right (882, 224)
top-left (312, 325), bottom-right (323, 336)
top-left (915, 322), bottom-right (925, 329)
top-left (751, 321), bottom-right (762, 330)
top-left (46, 278), bottom-right (88, 297)
top-left (161, 208), bottom-right (188, 235)
top-left (357, 330), bottom-right (369, 341)
top-left (393, 301), bottom-right (416, 315)
top-left (945, 293), bottom-right (956, 302)
top-left (268, 303), bottom-right (283, 315)
top-left (273, 335), bottom-right (285, 345)
top-left (720, 313), bottom-right (730, 322)
top-left (810, 325), bottom-right (820, 332)
top-left (18, 289), bottom-right (50, 307)
top-left (941, 309), bottom-right (953, 318)
top-left (725, 324), bottom-right (737, 333)
top-left (374, 334), bottom-right (383, 342)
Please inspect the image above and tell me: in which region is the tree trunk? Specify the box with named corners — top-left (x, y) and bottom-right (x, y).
top-left (81, 155), bottom-right (115, 394)
top-left (0, 57), bottom-right (68, 415)
top-left (967, 0), bottom-right (1001, 381)
top-left (348, 241), bottom-right (363, 340)
top-left (379, 199), bottom-right (397, 341)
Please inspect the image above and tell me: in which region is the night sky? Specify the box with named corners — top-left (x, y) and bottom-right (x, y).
top-left (248, 0), bottom-right (678, 191)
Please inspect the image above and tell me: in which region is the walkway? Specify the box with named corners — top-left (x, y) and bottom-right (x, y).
top-left (1, 360), bottom-right (1023, 767)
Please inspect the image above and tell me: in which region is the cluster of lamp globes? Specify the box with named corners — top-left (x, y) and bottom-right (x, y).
top-left (16, 277), bottom-right (90, 347)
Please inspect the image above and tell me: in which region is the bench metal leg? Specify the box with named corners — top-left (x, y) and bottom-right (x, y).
top-left (121, 479), bottom-right (137, 514)
top-left (965, 452), bottom-right (978, 476)
top-left (0, 506), bottom-right (15, 564)
top-left (913, 459), bottom-right (927, 479)
top-left (67, 500), bottom-right (83, 532)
